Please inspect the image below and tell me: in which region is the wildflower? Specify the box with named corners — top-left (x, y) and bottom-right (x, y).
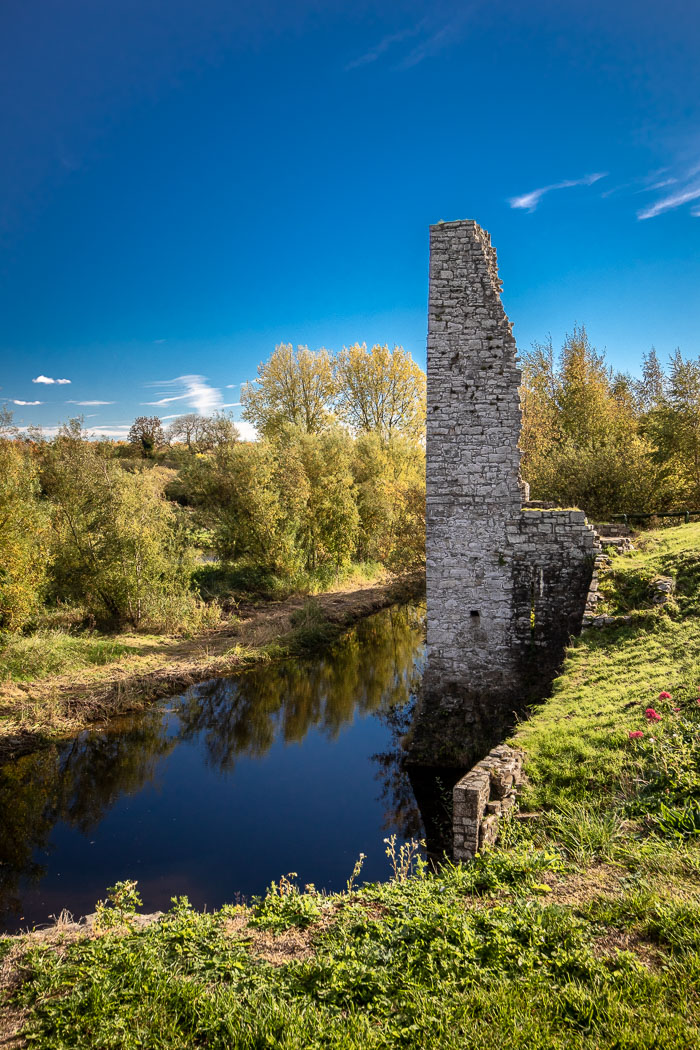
top-left (645, 708), bottom-right (661, 721)
top-left (673, 707), bottom-right (681, 712)
top-left (628, 731), bottom-right (644, 739)
top-left (658, 692), bottom-right (672, 700)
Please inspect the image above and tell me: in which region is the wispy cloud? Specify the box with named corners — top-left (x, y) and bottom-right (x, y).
top-left (143, 375), bottom-right (237, 416)
top-left (638, 170), bottom-right (700, 219)
top-left (628, 143), bottom-right (700, 219)
top-left (13, 399), bottom-right (43, 405)
top-left (647, 177), bottom-right (677, 191)
top-left (33, 374), bottom-right (71, 384)
top-left (66, 400), bottom-right (115, 406)
top-left (345, 6), bottom-right (474, 72)
top-left (344, 23), bottom-right (425, 71)
top-left (398, 15), bottom-right (469, 70)
top-left (509, 173), bottom-right (608, 213)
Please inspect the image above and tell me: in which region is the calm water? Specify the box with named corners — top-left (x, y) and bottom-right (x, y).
top-left (0, 602), bottom-right (429, 933)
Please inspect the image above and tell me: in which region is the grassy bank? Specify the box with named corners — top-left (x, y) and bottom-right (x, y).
top-left (0, 567), bottom-right (421, 760)
top-left (2, 524), bottom-right (700, 1047)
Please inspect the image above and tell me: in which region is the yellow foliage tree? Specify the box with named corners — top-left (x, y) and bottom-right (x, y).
top-left (241, 343), bottom-right (338, 437)
top-left (336, 343), bottom-right (426, 441)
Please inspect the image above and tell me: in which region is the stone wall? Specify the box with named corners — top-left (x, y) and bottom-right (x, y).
top-left (453, 745), bottom-right (524, 860)
top-left (410, 220), bottom-right (598, 768)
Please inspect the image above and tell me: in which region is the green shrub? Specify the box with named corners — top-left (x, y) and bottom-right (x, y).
top-left (250, 875), bottom-right (323, 931)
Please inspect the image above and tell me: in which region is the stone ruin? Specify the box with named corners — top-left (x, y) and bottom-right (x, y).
top-left (409, 220), bottom-right (599, 787)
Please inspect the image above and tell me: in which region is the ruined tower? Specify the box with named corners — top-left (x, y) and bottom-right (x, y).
top-left (410, 220), bottom-right (598, 766)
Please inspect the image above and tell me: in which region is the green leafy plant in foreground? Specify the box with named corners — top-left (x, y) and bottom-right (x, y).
top-left (250, 873), bottom-right (324, 932)
top-left (10, 863), bottom-right (700, 1050)
top-left (94, 880), bottom-right (143, 930)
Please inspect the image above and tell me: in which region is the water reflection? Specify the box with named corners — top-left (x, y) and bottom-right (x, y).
top-left (0, 602), bottom-right (426, 929)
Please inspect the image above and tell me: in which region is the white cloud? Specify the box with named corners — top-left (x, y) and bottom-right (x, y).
top-left (225, 384), bottom-right (238, 389)
top-left (509, 173), bottom-right (607, 213)
top-left (143, 374), bottom-right (225, 416)
top-left (32, 375), bottom-right (71, 384)
top-left (13, 399), bottom-right (43, 405)
top-left (647, 177), bottom-right (677, 191)
top-left (66, 400), bottom-right (115, 406)
top-left (85, 425), bottom-right (132, 438)
top-left (638, 181), bottom-right (700, 220)
top-left (17, 423), bottom-right (131, 440)
top-left (235, 420), bottom-right (258, 441)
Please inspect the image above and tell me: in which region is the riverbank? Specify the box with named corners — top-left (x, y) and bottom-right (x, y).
top-left (2, 524), bottom-right (700, 1047)
top-left (0, 572), bottom-right (423, 761)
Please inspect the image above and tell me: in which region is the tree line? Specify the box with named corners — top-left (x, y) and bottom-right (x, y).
top-left (520, 327), bottom-right (700, 519)
top-left (0, 343), bottom-right (426, 635)
top-left (3, 330), bottom-right (700, 640)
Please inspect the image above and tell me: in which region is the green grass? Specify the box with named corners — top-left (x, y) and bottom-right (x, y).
top-left (4, 522), bottom-right (700, 1047)
top-left (7, 855), bottom-right (700, 1049)
top-left (514, 523), bottom-right (700, 812)
top-left (0, 629), bottom-right (131, 682)
top-left (193, 558), bottom-right (384, 602)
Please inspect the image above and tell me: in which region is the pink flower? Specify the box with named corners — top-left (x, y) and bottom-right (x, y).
top-left (673, 707), bottom-right (681, 712)
top-left (645, 708), bottom-right (662, 721)
top-left (629, 731), bottom-right (644, 739)
top-left (658, 692), bottom-right (672, 700)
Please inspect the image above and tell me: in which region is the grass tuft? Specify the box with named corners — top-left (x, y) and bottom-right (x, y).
top-left (0, 629), bottom-right (130, 682)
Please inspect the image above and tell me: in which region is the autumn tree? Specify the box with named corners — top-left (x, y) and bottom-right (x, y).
top-left (520, 326), bottom-right (658, 518)
top-left (278, 427), bottom-right (360, 572)
top-left (241, 343), bottom-right (338, 437)
top-left (128, 416), bottom-right (164, 457)
top-left (165, 412), bottom-right (239, 452)
top-left (636, 348), bottom-right (666, 413)
top-left (351, 432), bottom-right (425, 569)
top-left (644, 350), bottom-right (700, 505)
top-left (0, 437), bottom-right (50, 631)
top-left (182, 439), bottom-right (298, 570)
top-left (42, 420), bottom-right (205, 630)
top-left (336, 343), bottom-right (426, 440)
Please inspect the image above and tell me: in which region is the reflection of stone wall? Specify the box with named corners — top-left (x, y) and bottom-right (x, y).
top-left (413, 220), bottom-right (598, 767)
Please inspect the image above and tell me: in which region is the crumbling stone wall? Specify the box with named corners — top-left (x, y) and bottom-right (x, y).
top-left (453, 745), bottom-right (524, 860)
top-left (411, 220), bottom-right (598, 767)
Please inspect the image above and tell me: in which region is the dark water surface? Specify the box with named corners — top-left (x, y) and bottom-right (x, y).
top-left (0, 602), bottom-right (428, 933)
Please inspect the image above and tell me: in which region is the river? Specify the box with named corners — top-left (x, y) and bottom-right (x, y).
top-left (0, 601), bottom-right (435, 933)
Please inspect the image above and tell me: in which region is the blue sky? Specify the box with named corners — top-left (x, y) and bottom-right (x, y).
top-left (1, 0), bottom-right (698, 438)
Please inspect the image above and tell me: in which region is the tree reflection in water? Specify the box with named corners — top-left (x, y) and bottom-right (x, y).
top-left (0, 601), bottom-right (426, 926)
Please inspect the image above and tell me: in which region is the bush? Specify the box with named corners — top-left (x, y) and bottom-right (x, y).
top-left (0, 442), bottom-right (50, 632)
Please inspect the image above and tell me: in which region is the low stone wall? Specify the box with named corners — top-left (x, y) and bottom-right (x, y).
top-left (453, 745), bottom-right (524, 861)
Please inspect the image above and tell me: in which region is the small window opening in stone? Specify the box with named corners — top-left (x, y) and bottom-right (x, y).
top-left (470, 610), bottom-right (479, 617)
